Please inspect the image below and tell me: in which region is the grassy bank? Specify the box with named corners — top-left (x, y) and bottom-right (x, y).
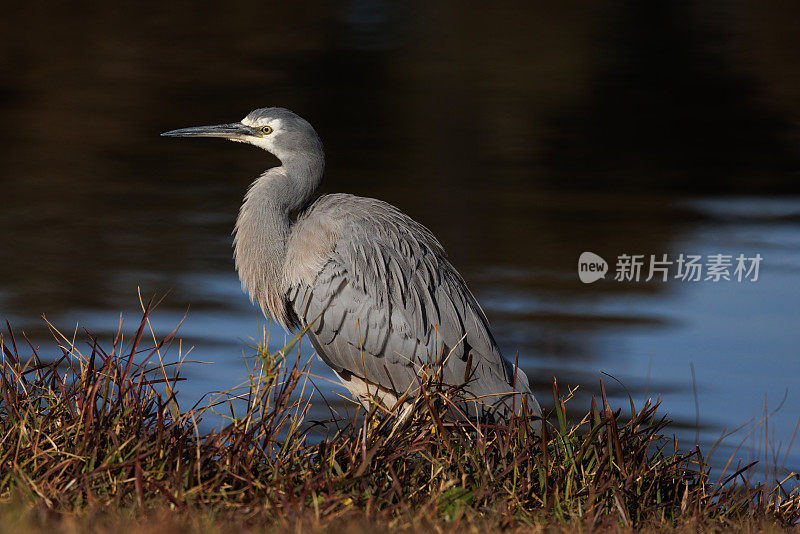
top-left (1, 305), bottom-right (798, 532)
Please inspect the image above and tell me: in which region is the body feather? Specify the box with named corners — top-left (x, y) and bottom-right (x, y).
top-left (285, 194), bottom-right (541, 420)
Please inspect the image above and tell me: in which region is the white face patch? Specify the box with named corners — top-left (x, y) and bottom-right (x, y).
top-left (236, 117), bottom-right (284, 152)
top-left (231, 117), bottom-right (283, 154)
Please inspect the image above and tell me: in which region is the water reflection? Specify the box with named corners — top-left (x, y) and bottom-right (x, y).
top-left (1, 1), bottom-right (799, 475)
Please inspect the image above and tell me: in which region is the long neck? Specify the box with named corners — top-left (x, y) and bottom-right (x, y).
top-left (234, 150), bottom-right (324, 327)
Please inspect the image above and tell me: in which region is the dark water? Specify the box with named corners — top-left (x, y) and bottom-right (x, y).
top-left (2, 2), bottom-right (800, 476)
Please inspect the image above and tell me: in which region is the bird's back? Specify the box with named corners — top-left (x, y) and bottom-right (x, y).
top-left (286, 193), bottom-right (540, 420)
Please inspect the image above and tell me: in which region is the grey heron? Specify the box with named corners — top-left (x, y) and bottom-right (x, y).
top-left (162, 107), bottom-right (541, 423)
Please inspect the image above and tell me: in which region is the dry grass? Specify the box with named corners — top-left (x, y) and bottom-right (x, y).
top-left (1, 303), bottom-right (798, 532)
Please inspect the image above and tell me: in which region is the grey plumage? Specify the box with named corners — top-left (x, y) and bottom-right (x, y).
top-left (162, 107), bottom-right (541, 422)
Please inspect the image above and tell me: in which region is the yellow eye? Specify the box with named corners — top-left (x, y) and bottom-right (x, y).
top-left (260, 125), bottom-right (273, 135)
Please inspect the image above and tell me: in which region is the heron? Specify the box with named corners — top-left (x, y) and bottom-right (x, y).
top-left (162, 107), bottom-right (541, 423)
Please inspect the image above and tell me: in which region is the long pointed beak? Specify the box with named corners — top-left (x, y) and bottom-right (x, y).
top-left (161, 122), bottom-right (256, 139)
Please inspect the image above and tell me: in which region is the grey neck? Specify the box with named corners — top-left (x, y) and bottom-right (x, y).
top-left (233, 149), bottom-right (325, 326)
top-left (280, 151), bottom-right (326, 212)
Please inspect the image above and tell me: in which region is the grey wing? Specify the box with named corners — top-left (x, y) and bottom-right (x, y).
top-left (286, 195), bottom-right (540, 419)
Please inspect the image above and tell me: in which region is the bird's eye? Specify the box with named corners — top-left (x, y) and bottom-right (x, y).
top-left (260, 125), bottom-right (273, 135)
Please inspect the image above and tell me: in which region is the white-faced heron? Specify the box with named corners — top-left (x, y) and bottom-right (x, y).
top-left (162, 107), bottom-right (541, 422)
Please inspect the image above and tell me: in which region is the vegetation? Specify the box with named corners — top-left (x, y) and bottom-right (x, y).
top-left (1, 304), bottom-right (798, 532)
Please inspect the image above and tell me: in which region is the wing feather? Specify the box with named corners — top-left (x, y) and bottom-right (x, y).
top-left (286, 194), bottom-right (540, 419)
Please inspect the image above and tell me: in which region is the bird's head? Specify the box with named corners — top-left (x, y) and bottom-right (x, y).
top-left (161, 107), bottom-right (322, 162)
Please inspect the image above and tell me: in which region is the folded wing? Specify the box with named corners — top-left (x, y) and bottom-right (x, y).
top-left (286, 194), bottom-right (540, 419)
